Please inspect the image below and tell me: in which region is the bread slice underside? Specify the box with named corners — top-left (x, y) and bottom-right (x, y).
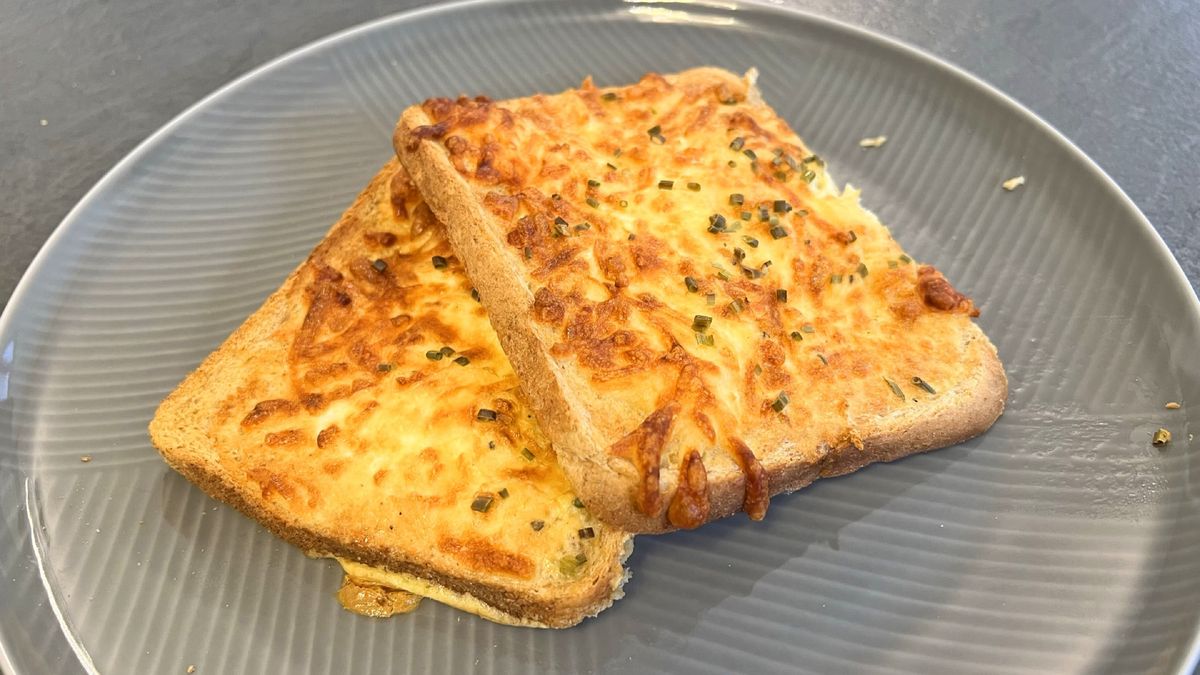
top-left (395, 67), bottom-right (1007, 533)
top-left (149, 159), bottom-right (632, 628)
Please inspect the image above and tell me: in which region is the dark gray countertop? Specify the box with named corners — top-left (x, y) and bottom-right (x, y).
top-left (2, 0), bottom-right (1198, 311)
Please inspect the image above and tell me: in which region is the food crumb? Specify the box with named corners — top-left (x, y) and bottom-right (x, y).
top-left (858, 135), bottom-right (887, 148)
top-left (80, 455), bottom-right (92, 463)
top-left (1165, 401), bottom-right (1180, 409)
top-left (187, 666), bottom-right (196, 674)
top-left (40, 119), bottom-right (48, 126)
top-left (1152, 428), bottom-right (1171, 447)
top-left (1002, 175), bottom-right (1025, 191)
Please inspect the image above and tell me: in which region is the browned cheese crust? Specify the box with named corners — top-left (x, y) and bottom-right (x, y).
top-left (148, 160), bottom-right (632, 627)
top-left (395, 68), bottom-right (1007, 533)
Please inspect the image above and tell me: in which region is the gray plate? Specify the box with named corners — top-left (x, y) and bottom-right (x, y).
top-left (2, 1), bottom-right (1199, 673)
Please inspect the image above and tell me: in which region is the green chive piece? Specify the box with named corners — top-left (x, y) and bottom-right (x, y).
top-left (521, 447), bottom-right (535, 461)
top-left (687, 182), bottom-right (701, 192)
top-left (426, 350), bottom-right (443, 361)
top-left (658, 179), bottom-right (674, 190)
top-left (831, 274), bottom-right (843, 284)
top-left (776, 289), bottom-right (788, 303)
top-left (586, 197), bottom-right (600, 208)
top-left (732, 247), bottom-right (746, 262)
top-left (692, 315), bottom-right (713, 332)
top-left (857, 262), bottom-right (869, 277)
top-left (729, 299), bottom-right (743, 314)
top-left (695, 332), bottom-right (715, 346)
top-left (770, 226), bottom-right (789, 240)
top-left (523, 246), bottom-right (532, 260)
top-left (588, 178), bottom-right (601, 188)
top-left (470, 495), bottom-right (493, 512)
top-left (730, 137), bottom-right (745, 151)
top-left (741, 210), bottom-right (752, 221)
top-left (440, 346), bottom-right (455, 357)
top-left (471, 288), bottom-right (480, 302)
top-left (647, 124), bottom-right (662, 137)
top-left (706, 292), bottom-right (716, 306)
top-left (773, 200), bottom-right (791, 213)
top-left (785, 155), bottom-right (799, 170)
top-left (729, 193), bottom-right (744, 206)
top-left (614, 148), bottom-right (622, 157)
top-left (727, 160), bottom-right (737, 168)
top-left (817, 353), bottom-right (828, 365)
top-left (498, 487), bottom-right (509, 499)
top-left (716, 269), bottom-right (731, 281)
top-left (790, 331), bottom-right (803, 342)
top-left (774, 170), bottom-right (788, 181)
top-left (743, 235), bottom-right (760, 248)
top-left (575, 222), bottom-right (591, 231)
top-left (848, 274), bottom-right (855, 284)
top-left (453, 356), bottom-right (470, 366)
top-left (885, 377), bottom-right (905, 400)
top-left (801, 154), bottom-right (824, 166)
top-left (754, 364), bottom-right (763, 375)
top-left (801, 324), bottom-right (815, 333)
top-left (847, 230), bottom-right (857, 242)
top-left (575, 553), bottom-right (588, 564)
top-left (743, 148), bottom-right (757, 160)
top-left (602, 92), bottom-right (618, 101)
top-left (708, 213), bottom-right (727, 233)
top-left (372, 259), bottom-right (388, 273)
top-left (620, 199), bottom-right (629, 207)
top-left (432, 255), bottom-right (448, 269)
top-left (551, 193), bottom-right (562, 201)
top-left (376, 363), bottom-right (392, 372)
top-left (912, 377), bottom-right (937, 394)
top-left (771, 391), bottom-right (790, 413)
top-left (802, 169), bottom-right (817, 183)
top-left (759, 207), bottom-right (770, 222)
top-left (488, 441), bottom-right (495, 449)
top-left (476, 408), bottom-right (498, 422)
top-left (573, 497), bottom-right (585, 508)
top-left (888, 259), bottom-right (899, 269)
top-left (628, 233), bottom-right (636, 240)
top-left (531, 520), bottom-right (545, 531)
top-left (769, 216), bottom-right (780, 227)
top-left (899, 254), bottom-right (913, 264)
top-left (684, 276), bottom-right (699, 293)
top-left (553, 216), bottom-right (569, 237)
top-left (578, 527), bottom-right (595, 539)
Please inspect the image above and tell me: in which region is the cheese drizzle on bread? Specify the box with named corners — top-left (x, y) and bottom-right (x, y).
top-left (149, 160), bottom-right (632, 628)
top-left (396, 68), bottom-right (1007, 533)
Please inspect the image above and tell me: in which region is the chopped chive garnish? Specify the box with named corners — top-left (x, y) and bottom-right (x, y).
top-left (831, 274), bottom-right (843, 284)
top-left (802, 169), bottom-right (817, 183)
top-left (647, 124), bottom-right (662, 137)
top-left (552, 193), bottom-right (562, 201)
top-left (759, 207), bottom-right (770, 222)
top-left (476, 408), bottom-right (498, 422)
top-left (776, 289), bottom-right (788, 303)
top-left (732, 247), bottom-right (746, 262)
top-left (817, 353), bottom-right (828, 365)
top-left (651, 134), bottom-right (666, 144)
top-left (587, 178), bottom-right (601, 188)
top-left (628, 233), bottom-right (636, 240)
top-left (772, 391), bottom-right (790, 412)
top-left (470, 495), bottom-right (493, 512)
top-left (431, 255), bottom-right (448, 269)
top-left (741, 148), bottom-right (756, 160)
top-left (888, 259), bottom-right (899, 269)
top-left (773, 200), bottom-right (792, 213)
top-left (658, 179), bottom-right (674, 190)
top-left (531, 520), bottom-right (545, 531)
top-left (692, 314), bottom-right (713, 331)
top-left (790, 331), bottom-right (803, 342)
top-left (578, 527), bottom-right (595, 539)
top-left (498, 487), bottom-right (509, 499)
top-left (575, 553), bottom-right (588, 564)
top-left (885, 378), bottom-right (905, 399)
top-left (586, 197), bottom-right (600, 208)
top-left (471, 288), bottom-right (480, 301)
top-left (573, 497), bottom-right (585, 508)
top-left (695, 332), bottom-right (715, 346)
top-left (706, 292), bottom-right (716, 306)
top-left (553, 216), bottom-right (569, 237)
top-left (730, 137), bottom-right (745, 151)
top-left (899, 254), bottom-right (912, 264)
top-left (708, 213), bottom-right (727, 233)
top-left (743, 235), bottom-right (760, 248)
top-left (521, 447), bottom-right (535, 461)
top-left (574, 223), bottom-right (589, 232)
top-left (687, 182), bottom-right (701, 192)
top-left (769, 216), bottom-right (780, 227)
top-left (729, 299), bottom-right (744, 314)
top-left (774, 170), bottom-right (788, 181)
top-left (440, 346), bottom-right (455, 357)
top-left (741, 210), bottom-right (752, 221)
top-left (848, 274), bottom-right (855, 284)
top-left (742, 266), bottom-right (762, 279)
top-left (377, 363), bottom-right (393, 372)
top-left (786, 155), bottom-right (799, 170)
top-left (770, 226), bottom-right (789, 240)
top-left (727, 160), bottom-right (737, 168)
top-left (801, 154), bottom-right (824, 166)
top-left (614, 148), bottom-right (622, 157)
top-left (620, 199), bottom-right (629, 207)
top-left (523, 246), bottom-right (532, 259)
top-left (716, 269), bottom-right (731, 281)
top-left (754, 364), bottom-right (763, 375)
top-left (372, 259), bottom-right (388, 273)
top-left (729, 193), bottom-right (744, 206)
top-left (847, 230), bottom-right (857, 242)
top-left (602, 92), bottom-right (618, 101)
top-left (488, 440), bottom-right (495, 449)
top-left (912, 377), bottom-right (936, 394)
top-left (857, 262), bottom-right (869, 277)
top-left (453, 356), bottom-right (470, 366)
top-left (684, 276), bottom-right (699, 293)
top-left (426, 350), bottom-right (443, 361)
top-left (801, 324), bottom-right (815, 333)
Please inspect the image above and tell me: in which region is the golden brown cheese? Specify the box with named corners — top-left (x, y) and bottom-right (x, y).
top-left (202, 161), bottom-right (626, 621)
top-left (405, 71), bottom-right (989, 529)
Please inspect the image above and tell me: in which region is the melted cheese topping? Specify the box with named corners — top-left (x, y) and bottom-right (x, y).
top-left (207, 161), bottom-right (625, 616)
top-left (410, 69), bottom-right (985, 527)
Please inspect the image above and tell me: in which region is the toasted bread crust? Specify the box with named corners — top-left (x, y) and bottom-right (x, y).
top-left (395, 68), bottom-right (1007, 533)
top-left (149, 164), bottom-right (632, 627)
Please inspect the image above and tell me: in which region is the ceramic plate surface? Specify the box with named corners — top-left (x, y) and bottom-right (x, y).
top-left (2, 1), bottom-right (1198, 673)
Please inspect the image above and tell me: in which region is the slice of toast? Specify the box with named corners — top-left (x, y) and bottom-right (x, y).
top-left (394, 68), bottom-right (1007, 533)
top-left (148, 159), bottom-right (632, 628)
